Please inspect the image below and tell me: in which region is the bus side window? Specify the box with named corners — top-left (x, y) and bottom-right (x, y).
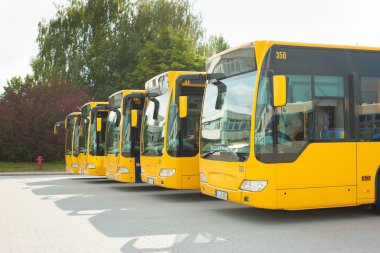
top-left (359, 77), bottom-right (380, 141)
top-left (314, 76), bottom-right (345, 141)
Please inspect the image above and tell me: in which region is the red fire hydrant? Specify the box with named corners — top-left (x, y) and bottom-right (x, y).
top-left (36, 156), bottom-right (43, 170)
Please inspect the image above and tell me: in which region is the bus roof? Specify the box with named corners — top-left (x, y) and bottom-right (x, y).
top-left (67, 111), bottom-right (81, 117)
top-left (108, 90), bottom-right (146, 110)
top-left (145, 71), bottom-right (204, 95)
top-left (109, 89), bottom-right (146, 99)
top-left (207, 40), bottom-right (380, 73)
top-left (80, 101), bottom-right (108, 110)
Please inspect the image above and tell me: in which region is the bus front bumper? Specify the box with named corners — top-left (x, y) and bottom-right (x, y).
top-left (200, 182), bottom-right (243, 204)
top-left (107, 172), bottom-right (136, 183)
top-left (200, 182), bottom-right (277, 209)
top-left (66, 168), bottom-right (80, 174)
top-left (141, 172), bottom-right (183, 189)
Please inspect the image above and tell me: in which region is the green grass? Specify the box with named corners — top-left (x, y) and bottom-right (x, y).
top-left (0, 161), bottom-right (65, 172)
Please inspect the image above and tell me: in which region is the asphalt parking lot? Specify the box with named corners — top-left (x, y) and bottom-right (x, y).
top-left (1, 175), bottom-right (379, 253)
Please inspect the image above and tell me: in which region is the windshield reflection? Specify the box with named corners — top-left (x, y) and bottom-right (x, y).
top-left (141, 93), bottom-right (169, 156)
top-left (200, 71), bottom-right (256, 161)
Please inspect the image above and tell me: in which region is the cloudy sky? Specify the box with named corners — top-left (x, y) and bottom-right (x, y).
top-left (1, 0), bottom-right (380, 93)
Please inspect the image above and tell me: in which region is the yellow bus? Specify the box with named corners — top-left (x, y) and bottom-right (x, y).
top-left (140, 71), bottom-right (205, 189)
top-left (105, 90), bottom-right (146, 182)
top-left (77, 102), bottom-right (109, 176)
top-left (54, 112), bottom-right (81, 173)
top-left (198, 41), bottom-right (380, 212)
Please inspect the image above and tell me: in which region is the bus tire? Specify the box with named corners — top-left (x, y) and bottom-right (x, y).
top-left (374, 170), bottom-right (380, 213)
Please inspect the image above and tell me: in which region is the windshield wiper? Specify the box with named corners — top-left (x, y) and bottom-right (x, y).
top-left (201, 150), bottom-right (219, 159)
top-left (224, 145), bottom-right (247, 162)
top-left (206, 144), bottom-right (248, 162)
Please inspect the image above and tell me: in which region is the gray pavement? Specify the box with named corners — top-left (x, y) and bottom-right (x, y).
top-left (0, 175), bottom-right (379, 253)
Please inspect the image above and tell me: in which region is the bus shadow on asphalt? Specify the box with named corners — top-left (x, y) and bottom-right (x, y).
top-left (81, 178), bottom-right (116, 184)
top-left (112, 184), bottom-right (173, 192)
top-left (68, 177), bottom-right (107, 180)
top-left (213, 205), bottom-right (377, 224)
top-left (152, 191), bottom-right (218, 203)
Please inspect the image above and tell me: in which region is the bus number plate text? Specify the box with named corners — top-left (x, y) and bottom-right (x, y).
top-left (215, 190), bottom-right (228, 200)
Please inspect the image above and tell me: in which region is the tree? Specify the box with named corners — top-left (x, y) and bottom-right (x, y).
top-left (198, 35), bottom-right (230, 57)
top-left (129, 28), bottom-right (205, 85)
top-left (0, 77), bottom-right (91, 162)
top-left (31, 0), bottom-right (226, 100)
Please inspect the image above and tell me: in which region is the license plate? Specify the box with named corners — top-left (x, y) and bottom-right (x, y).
top-left (110, 174), bottom-right (114, 180)
top-left (215, 190), bottom-right (228, 200)
top-left (147, 178), bottom-right (154, 185)
top-left (81, 170), bottom-right (84, 175)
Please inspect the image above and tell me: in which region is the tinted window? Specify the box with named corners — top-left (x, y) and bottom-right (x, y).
top-left (359, 77), bottom-right (380, 141)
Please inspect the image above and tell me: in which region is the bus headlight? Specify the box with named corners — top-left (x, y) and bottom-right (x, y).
top-left (72, 163), bottom-right (79, 168)
top-left (118, 167), bottom-right (130, 174)
top-left (200, 172), bottom-right (208, 183)
top-left (87, 163), bottom-right (96, 169)
top-left (159, 169), bottom-right (176, 177)
top-left (141, 168), bottom-right (144, 174)
top-left (240, 180), bottom-right (268, 192)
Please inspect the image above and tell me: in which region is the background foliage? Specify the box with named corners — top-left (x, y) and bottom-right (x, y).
top-left (0, 77), bottom-right (91, 161)
top-left (0, 0), bottom-right (229, 162)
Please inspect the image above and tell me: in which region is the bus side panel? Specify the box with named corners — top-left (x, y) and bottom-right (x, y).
top-left (106, 154), bottom-right (119, 179)
top-left (179, 156), bottom-right (199, 176)
top-left (277, 143), bottom-right (356, 189)
top-left (116, 155), bottom-right (137, 183)
top-left (277, 186), bottom-right (356, 210)
top-left (357, 142), bottom-right (378, 203)
top-left (181, 175), bottom-right (200, 189)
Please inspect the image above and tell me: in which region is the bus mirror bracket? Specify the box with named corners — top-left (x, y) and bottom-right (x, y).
top-left (215, 82), bottom-right (226, 110)
top-left (151, 98), bottom-right (159, 120)
top-left (179, 96), bottom-right (188, 118)
top-left (131, 109), bottom-right (138, 127)
top-left (272, 75), bottom-right (287, 107)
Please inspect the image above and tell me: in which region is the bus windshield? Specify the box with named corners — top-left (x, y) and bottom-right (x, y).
top-left (200, 72), bottom-right (256, 161)
top-left (65, 118), bottom-right (75, 155)
top-left (166, 87), bottom-right (204, 157)
top-left (89, 111), bottom-right (107, 156)
top-left (73, 118), bottom-right (81, 156)
top-left (105, 109), bottom-right (121, 155)
top-left (121, 97), bottom-right (144, 157)
top-left (141, 93), bottom-right (169, 156)
top-left (79, 118), bottom-right (89, 154)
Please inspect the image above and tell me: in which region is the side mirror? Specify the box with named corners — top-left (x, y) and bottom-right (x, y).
top-left (97, 118), bottom-right (102, 132)
top-left (272, 75), bottom-right (287, 107)
top-left (179, 96), bottom-right (188, 118)
top-left (131, 109), bottom-right (138, 127)
top-left (54, 123), bottom-right (59, 135)
top-left (53, 121), bottom-right (64, 135)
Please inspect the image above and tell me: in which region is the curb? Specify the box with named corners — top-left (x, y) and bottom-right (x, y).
top-left (0, 171), bottom-right (69, 176)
